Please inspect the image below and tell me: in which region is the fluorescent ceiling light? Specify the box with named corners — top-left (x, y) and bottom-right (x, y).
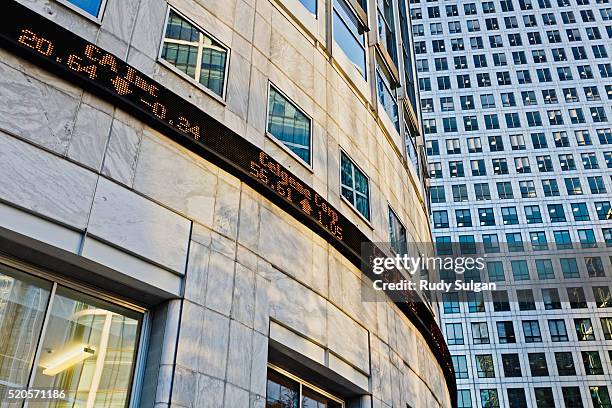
top-left (42, 346), bottom-right (95, 376)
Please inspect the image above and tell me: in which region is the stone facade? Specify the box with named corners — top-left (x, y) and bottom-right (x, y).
top-left (0, 0), bottom-right (452, 407)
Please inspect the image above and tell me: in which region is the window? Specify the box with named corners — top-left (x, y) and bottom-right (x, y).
top-left (376, 59), bottom-right (399, 131)
top-left (0, 265), bottom-right (143, 406)
top-left (487, 262), bottom-right (504, 282)
top-left (340, 151), bottom-right (370, 220)
top-left (579, 230), bottom-right (596, 248)
top-left (497, 321), bottom-right (515, 343)
top-left (594, 286), bottom-right (611, 306)
top-left (440, 97), bottom-right (454, 111)
top-left (492, 290), bottom-right (510, 311)
top-left (506, 232), bottom-right (523, 252)
top-left (542, 288), bottom-right (561, 309)
top-left (521, 91), bottom-right (537, 105)
top-left (531, 133), bottom-right (547, 149)
top-left (267, 85), bottom-right (312, 163)
top-left (449, 161), bottom-right (464, 177)
top-left (475, 355), bottom-right (495, 378)
top-left (460, 96), bottom-right (475, 110)
top-left (529, 353), bottom-right (549, 376)
top-left (583, 351), bottom-right (604, 375)
top-left (501, 207), bottom-right (518, 225)
top-left (266, 368), bottom-right (343, 408)
top-left (590, 387), bottom-right (612, 408)
top-left (531, 232), bottom-right (548, 250)
top-left (448, 21), bottom-right (461, 33)
top-left (526, 205), bottom-right (544, 224)
top-left (480, 389), bottom-right (500, 408)
top-left (511, 261), bottom-right (529, 281)
top-left (568, 287), bottom-right (587, 308)
top-left (556, 352), bottom-right (576, 376)
top-left (542, 179), bottom-right (559, 196)
top-left (443, 292), bottom-right (460, 313)
top-left (505, 113), bottom-right (521, 128)
top-left (582, 153), bottom-right (598, 169)
top-left (494, 54), bottom-right (508, 67)
top-left (588, 176), bottom-right (607, 194)
top-left (535, 388), bottom-right (555, 408)
top-left (464, 3), bottom-right (477, 14)
top-left (561, 258), bottom-right (580, 278)
top-left (161, 9), bottom-right (229, 97)
top-left (466, 291), bottom-right (485, 312)
top-left (542, 88), bottom-right (557, 103)
top-left (526, 112), bottom-right (542, 127)
top-left (492, 158), bottom-right (508, 175)
top-left (554, 230), bottom-right (572, 250)
top-left (575, 130), bottom-right (592, 146)
top-left (595, 202), bottom-right (611, 220)
top-left (520, 181), bottom-right (536, 198)
top-left (449, 184), bottom-right (467, 202)
top-left (333, 0), bottom-right (367, 77)
top-left (507, 389), bottom-right (527, 408)
top-left (430, 186), bottom-right (445, 203)
top-left (523, 320), bottom-right (542, 342)
top-left (447, 323), bottom-right (465, 345)
top-left (446, 4), bottom-right (459, 16)
top-left (479, 208), bottom-right (495, 226)
top-left (455, 209), bottom-right (472, 228)
top-left (548, 204), bottom-right (566, 222)
top-left (562, 387), bottom-right (583, 407)
top-left (497, 182), bottom-right (513, 199)
top-left (598, 128), bottom-right (612, 144)
top-left (575, 318), bottom-right (595, 341)
top-left (559, 154), bottom-right (576, 171)
top-left (429, 162), bottom-right (442, 178)
top-left (549, 319), bottom-right (568, 341)
top-left (475, 183), bottom-right (491, 201)
top-left (536, 259), bottom-right (554, 279)
top-left (502, 354), bottom-right (522, 377)
top-left (536, 155), bottom-right (553, 173)
top-left (514, 157), bottom-right (530, 173)
top-left (572, 203), bottom-right (590, 221)
top-left (388, 208), bottom-right (406, 255)
top-left (458, 390), bottom-right (472, 408)
top-left (472, 322), bottom-right (490, 344)
top-left (467, 137), bottom-right (482, 153)
top-left (517, 289), bottom-right (536, 311)
top-left (64, 0), bottom-right (106, 18)
top-left (602, 318), bottom-right (612, 340)
top-left (452, 355), bottom-right (469, 379)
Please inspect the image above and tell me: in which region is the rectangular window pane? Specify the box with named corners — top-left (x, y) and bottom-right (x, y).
top-left (161, 10), bottom-right (228, 97)
top-left (0, 266), bottom-right (52, 389)
top-left (67, 0), bottom-right (104, 17)
top-left (267, 86), bottom-right (311, 163)
top-left (32, 286), bottom-right (142, 407)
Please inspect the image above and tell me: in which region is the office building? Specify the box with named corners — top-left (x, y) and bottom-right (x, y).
top-left (0, 0), bottom-right (453, 406)
top-left (411, 0), bottom-right (612, 406)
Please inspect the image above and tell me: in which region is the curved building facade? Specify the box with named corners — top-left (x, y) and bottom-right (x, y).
top-left (0, 0), bottom-right (453, 407)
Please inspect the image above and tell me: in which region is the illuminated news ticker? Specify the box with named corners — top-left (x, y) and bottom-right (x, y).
top-left (14, 27), bottom-right (346, 244)
top-left (0, 4), bottom-right (456, 401)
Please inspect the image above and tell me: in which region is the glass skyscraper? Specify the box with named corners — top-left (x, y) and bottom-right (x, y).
top-left (410, 0), bottom-right (612, 406)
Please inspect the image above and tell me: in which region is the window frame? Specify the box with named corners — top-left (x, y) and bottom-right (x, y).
top-left (158, 6), bottom-right (231, 102)
top-left (267, 364), bottom-right (345, 407)
top-left (0, 256), bottom-right (148, 408)
top-left (55, 0), bottom-right (108, 22)
top-left (265, 82), bottom-right (314, 169)
top-left (339, 148), bottom-right (372, 223)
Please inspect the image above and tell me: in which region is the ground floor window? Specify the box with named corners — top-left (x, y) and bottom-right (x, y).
top-left (0, 262), bottom-right (144, 407)
top-left (266, 366), bottom-right (343, 408)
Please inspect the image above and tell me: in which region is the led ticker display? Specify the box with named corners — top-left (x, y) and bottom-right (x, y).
top-left (6, 10), bottom-right (353, 258)
top-left (0, 2), bottom-right (455, 399)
